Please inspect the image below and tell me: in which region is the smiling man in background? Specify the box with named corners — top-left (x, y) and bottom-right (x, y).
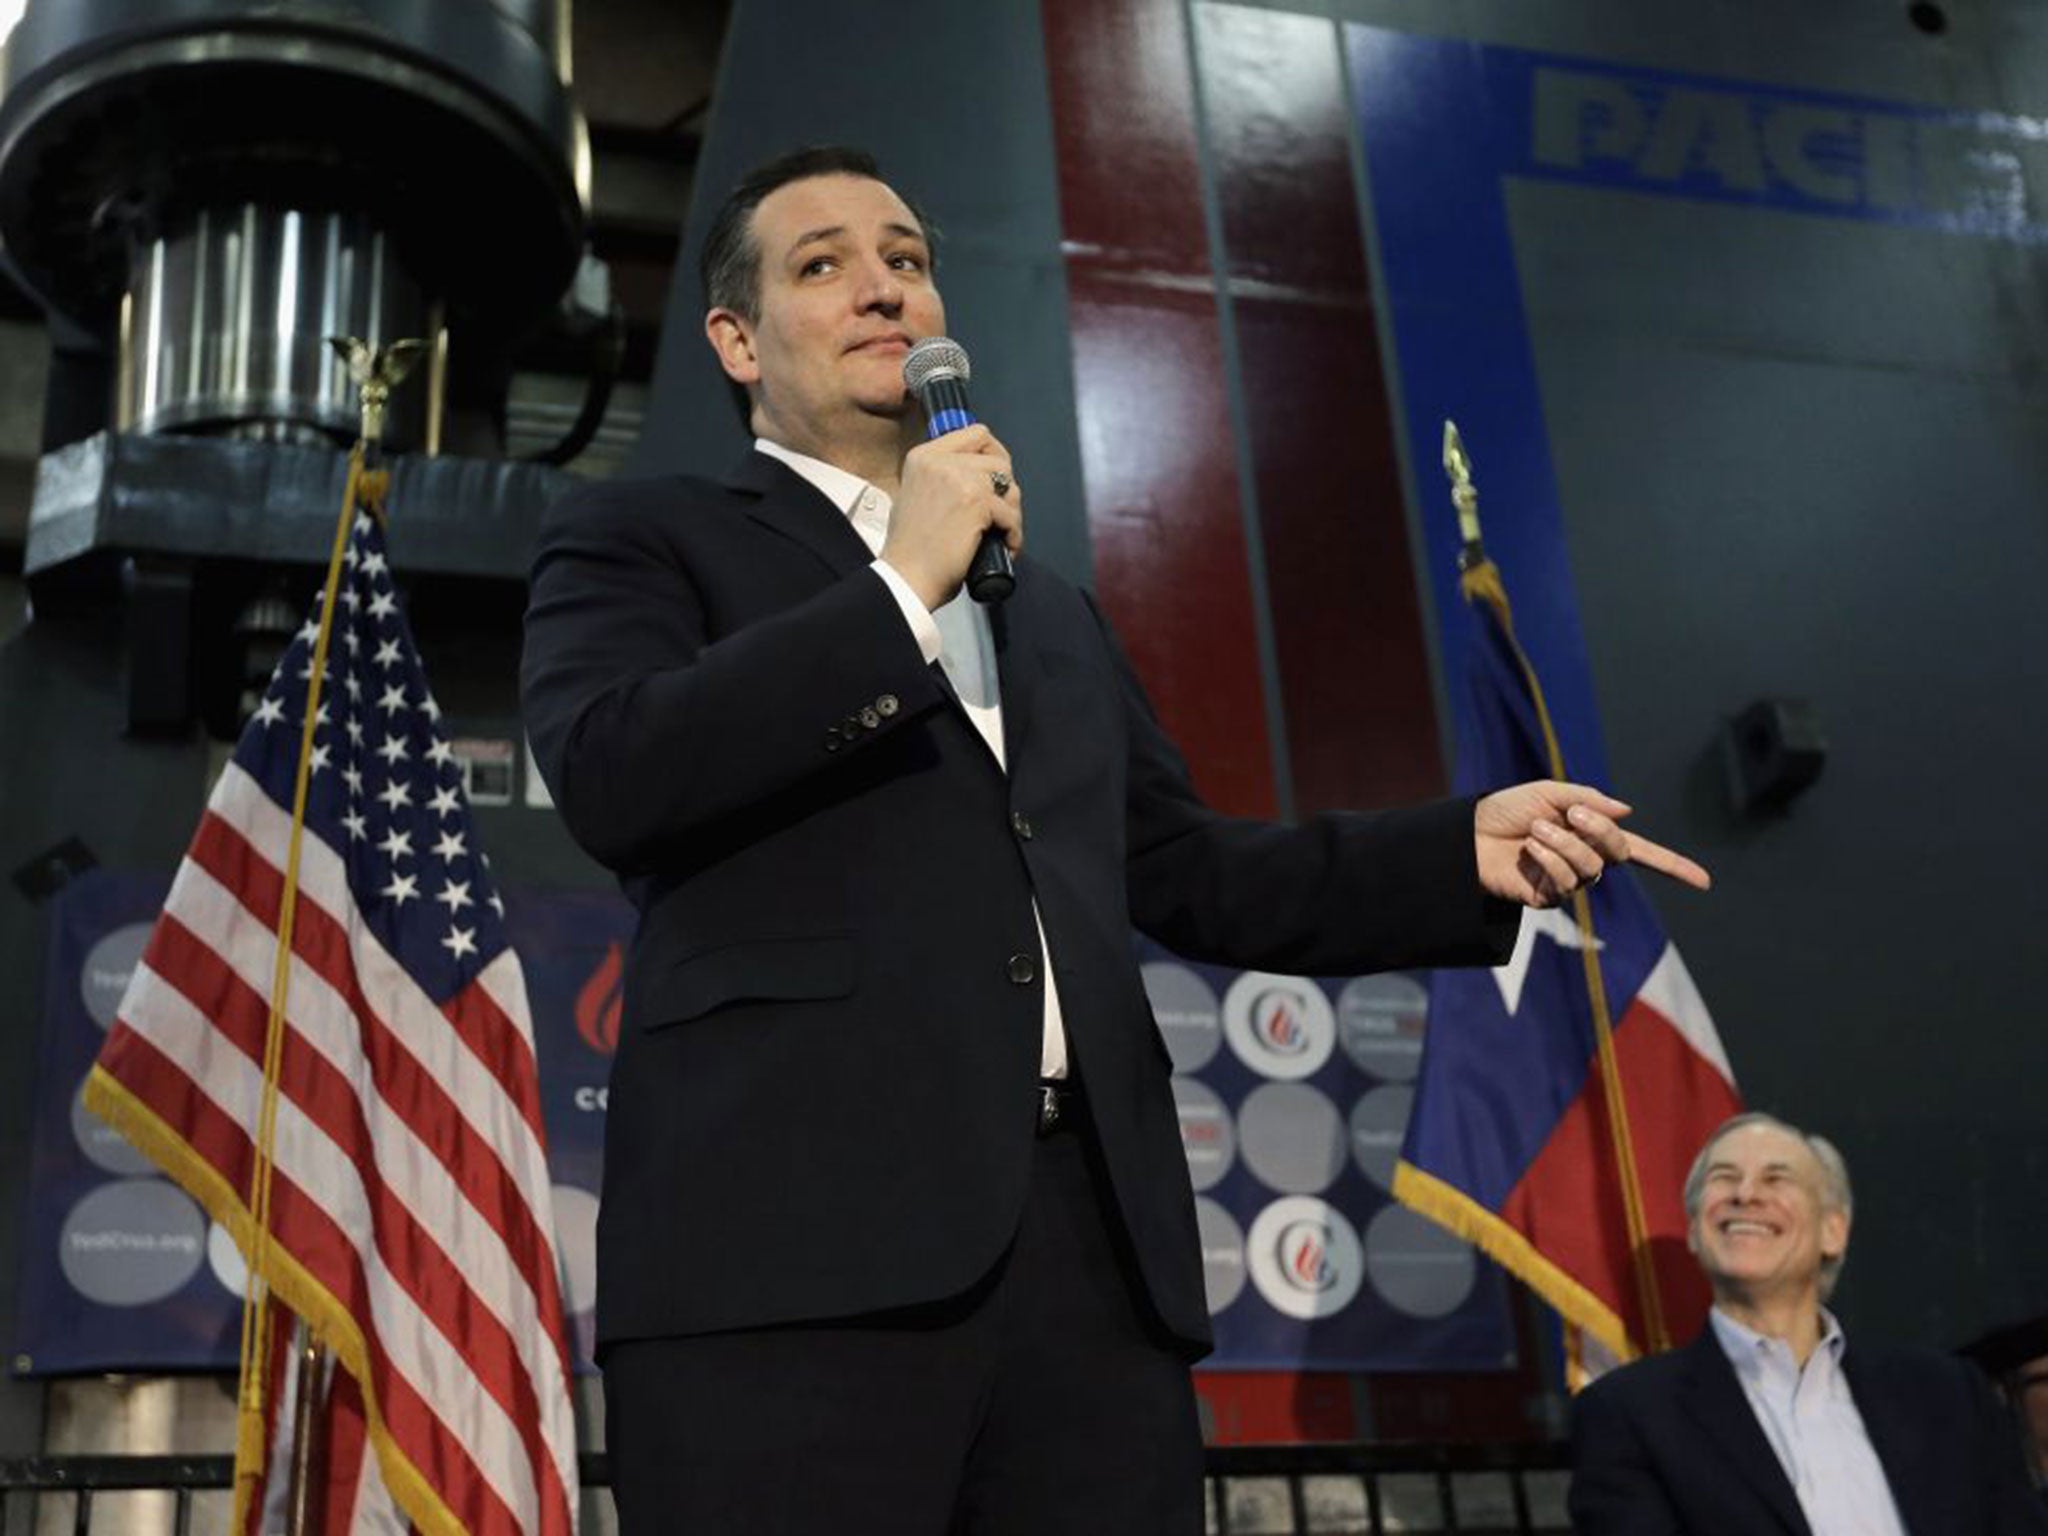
top-left (1571, 1112), bottom-right (2048, 1535)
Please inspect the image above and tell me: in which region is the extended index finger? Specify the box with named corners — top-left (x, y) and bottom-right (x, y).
top-left (1622, 831), bottom-right (1712, 891)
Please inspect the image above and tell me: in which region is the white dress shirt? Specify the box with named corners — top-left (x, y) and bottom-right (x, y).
top-left (1709, 1307), bottom-right (1909, 1536)
top-left (754, 438), bottom-right (1070, 1079)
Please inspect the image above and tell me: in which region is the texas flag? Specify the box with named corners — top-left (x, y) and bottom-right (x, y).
top-left (1392, 553), bottom-right (1741, 1379)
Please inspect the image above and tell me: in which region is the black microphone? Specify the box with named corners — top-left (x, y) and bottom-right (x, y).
top-left (902, 336), bottom-right (1015, 605)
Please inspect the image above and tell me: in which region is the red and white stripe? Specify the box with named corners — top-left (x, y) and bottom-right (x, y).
top-left (100, 760), bottom-right (577, 1536)
top-left (1501, 941), bottom-right (1742, 1378)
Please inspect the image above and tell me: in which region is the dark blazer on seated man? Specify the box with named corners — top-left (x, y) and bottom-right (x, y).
top-left (1571, 1113), bottom-right (2048, 1536)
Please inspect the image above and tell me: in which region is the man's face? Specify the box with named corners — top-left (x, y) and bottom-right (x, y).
top-left (706, 173), bottom-right (944, 449)
top-left (1688, 1122), bottom-right (1848, 1307)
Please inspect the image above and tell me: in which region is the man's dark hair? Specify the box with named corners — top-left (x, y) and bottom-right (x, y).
top-left (699, 145), bottom-right (938, 429)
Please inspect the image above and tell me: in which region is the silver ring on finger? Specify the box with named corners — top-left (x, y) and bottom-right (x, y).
top-left (990, 469), bottom-right (1013, 498)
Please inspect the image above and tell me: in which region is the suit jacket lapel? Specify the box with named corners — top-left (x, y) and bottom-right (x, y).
top-left (1680, 1332), bottom-right (1812, 1536)
top-left (1842, 1347), bottom-right (1932, 1536)
top-left (726, 450), bottom-right (872, 581)
top-left (990, 603), bottom-right (1037, 773)
top-left (729, 448), bottom-right (1034, 771)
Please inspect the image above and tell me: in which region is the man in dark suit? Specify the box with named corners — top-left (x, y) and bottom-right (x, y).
top-left (522, 144), bottom-right (1708, 1536)
top-left (1571, 1113), bottom-right (2048, 1536)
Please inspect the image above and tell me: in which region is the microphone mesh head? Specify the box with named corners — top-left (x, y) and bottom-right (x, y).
top-left (903, 336), bottom-right (971, 394)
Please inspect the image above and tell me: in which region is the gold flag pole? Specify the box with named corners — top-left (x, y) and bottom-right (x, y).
top-left (231, 337), bottom-right (425, 1536)
top-left (1441, 421), bottom-right (1669, 1360)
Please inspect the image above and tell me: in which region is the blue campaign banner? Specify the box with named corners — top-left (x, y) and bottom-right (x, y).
top-left (16, 870), bottom-right (227, 1373)
top-left (1344, 26), bottom-right (2048, 795)
top-left (13, 870), bottom-right (630, 1377)
top-left (18, 873), bottom-right (1514, 1374)
top-left (1144, 945), bottom-right (1514, 1371)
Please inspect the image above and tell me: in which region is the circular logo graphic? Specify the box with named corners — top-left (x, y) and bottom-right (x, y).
top-left (1194, 1197), bottom-right (1247, 1315)
top-left (1346, 1085), bottom-right (1415, 1194)
top-left (575, 944), bottom-right (625, 1057)
top-left (1245, 1197), bottom-right (1364, 1320)
top-left (1336, 974), bottom-right (1428, 1083)
top-left (59, 1180), bottom-right (206, 1307)
top-left (80, 924), bottom-right (153, 1031)
top-left (1237, 1082), bottom-right (1346, 1195)
top-left (1172, 1077), bottom-right (1236, 1192)
top-left (1363, 1204), bottom-right (1478, 1319)
top-left (71, 1080), bottom-right (153, 1176)
top-left (1222, 972), bottom-right (1335, 1081)
top-left (551, 1184), bottom-right (600, 1317)
top-left (209, 1221), bottom-right (249, 1298)
top-left (1142, 963), bottom-right (1222, 1073)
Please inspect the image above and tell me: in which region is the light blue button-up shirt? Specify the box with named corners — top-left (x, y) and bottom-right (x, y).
top-left (1709, 1307), bottom-right (1909, 1536)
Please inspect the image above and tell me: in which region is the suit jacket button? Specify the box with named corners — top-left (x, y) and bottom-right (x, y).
top-left (1007, 953), bottom-right (1037, 985)
top-left (1010, 811), bottom-right (1034, 841)
top-left (859, 707), bottom-right (881, 730)
top-left (876, 693), bottom-right (900, 717)
top-left (823, 732), bottom-right (843, 753)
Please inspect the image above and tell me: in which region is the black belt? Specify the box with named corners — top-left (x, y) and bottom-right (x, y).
top-left (1037, 1080), bottom-right (1083, 1136)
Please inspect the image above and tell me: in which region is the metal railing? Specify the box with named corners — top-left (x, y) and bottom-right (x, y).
top-left (1206, 1443), bottom-right (1572, 1533)
top-left (0, 1442), bottom-right (1573, 1535)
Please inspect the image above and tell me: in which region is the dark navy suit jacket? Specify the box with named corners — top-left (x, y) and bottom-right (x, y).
top-left (520, 450), bottom-right (1513, 1355)
top-left (1571, 1324), bottom-right (2048, 1535)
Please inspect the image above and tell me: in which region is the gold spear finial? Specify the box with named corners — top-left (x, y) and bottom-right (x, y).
top-left (1442, 419), bottom-right (1484, 557)
top-left (328, 336), bottom-right (428, 449)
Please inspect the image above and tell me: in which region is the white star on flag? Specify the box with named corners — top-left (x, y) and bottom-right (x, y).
top-left (440, 926), bottom-right (477, 960)
top-left (1491, 892), bottom-right (1609, 1017)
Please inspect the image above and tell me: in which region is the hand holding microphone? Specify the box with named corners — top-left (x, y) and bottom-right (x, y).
top-left (893, 337), bottom-right (1017, 606)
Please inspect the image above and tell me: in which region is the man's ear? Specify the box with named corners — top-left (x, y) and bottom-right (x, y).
top-left (705, 307), bottom-right (760, 386)
top-left (1819, 1207), bottom-right (1850, 1266)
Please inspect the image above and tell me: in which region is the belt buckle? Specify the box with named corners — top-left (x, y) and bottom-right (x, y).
top-left (1037, 1083), bottom-right (1061, 1134)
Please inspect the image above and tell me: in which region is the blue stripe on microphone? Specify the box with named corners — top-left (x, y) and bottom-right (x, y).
top-left (925, 407), bottom-right (976, 438)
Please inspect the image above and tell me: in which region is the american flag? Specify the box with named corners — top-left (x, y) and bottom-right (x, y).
top-left (85, 502), bottom-right (579, 1536)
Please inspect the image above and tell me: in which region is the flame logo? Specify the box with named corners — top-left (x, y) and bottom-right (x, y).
top-left (1252, 988), bottom-right (1310, 1054)
top-left (575, 942), bottom-right (624, 1057)
top-left (1277, 1219), bottom-right (1335, 1292)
